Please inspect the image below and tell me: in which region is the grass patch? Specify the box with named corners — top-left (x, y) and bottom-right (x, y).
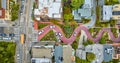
top-left (41, 30), bottom-right (57, 41)
top-left (38, 24), bottom-right (48, 29)
top-left (0, 42), bottom-right (16, 63)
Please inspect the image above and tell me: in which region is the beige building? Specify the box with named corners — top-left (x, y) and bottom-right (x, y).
top-left (0, 0), bottom-right (11, 20)
top-left (31, 41), bottom-right (55, 63)
top-left (112, 4), bottom-right (120, 20)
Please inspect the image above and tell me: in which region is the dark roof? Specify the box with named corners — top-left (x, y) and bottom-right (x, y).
top-left (112, 11), bottom-right (120, 15)
top-left (0, 8), bottom-right (5, 18)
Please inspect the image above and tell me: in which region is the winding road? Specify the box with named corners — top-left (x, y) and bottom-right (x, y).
top-left (38, 24), bottom-right (120, 44)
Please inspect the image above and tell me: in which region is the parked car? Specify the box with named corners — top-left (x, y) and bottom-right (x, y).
top-left (58, 32), bottom-right (63, 37)
top-left (49, 25), bottom-right (55, 29)
top-left (38, 30), bottom-right (44, 35)
top-left (3, 37), bottom-right (11, 40)
top-left (17, 54), bottom-right (20, 60)
top-left (73, 32), bottom-right (77, 36)
top-left (0, 33), bottom-right (7, 37)
top-left (9, 33), bottom-right (15, 37)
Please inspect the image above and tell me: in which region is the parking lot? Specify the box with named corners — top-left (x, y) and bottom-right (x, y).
top-left (0, 27), bottom-right (15, 41)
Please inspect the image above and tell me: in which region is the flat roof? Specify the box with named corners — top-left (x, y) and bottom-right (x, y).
top-left (32, 47), bottom-right (53, 58)
top-left (54, 46), bottom-right (63, 63)
top-left (103, 45), bottom-right (113, 62)
top-left (35, 0), bottom-right (62, 19)
top-left (103, 5), bottom-right (112, 20)
top-left (84, 0), bottom-right (93, 8)
top-left (78, 8), bottom-right (91, 17)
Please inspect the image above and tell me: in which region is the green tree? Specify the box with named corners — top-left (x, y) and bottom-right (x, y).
top-left (50, 19), bottom-right (59, 25)
top-left (72, 41), bottom-right (78, 50)
top-left (70, 0), bottom-right (84, 10)
top-left (64, 13), bottom-right (73, 21)
top-left (63, 6), bottom-right (72, 14)
top-left (86, 52), bottom-right (96, 62)
top-left (99, 37), bottom-right (106, 44)
top-left (87, 39), bottom-right (94, 44)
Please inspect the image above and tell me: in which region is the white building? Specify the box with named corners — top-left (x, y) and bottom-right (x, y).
top-left (34, 0), bottom-right (62, 21)
top-left (103, 5), bottom-right (112, 21)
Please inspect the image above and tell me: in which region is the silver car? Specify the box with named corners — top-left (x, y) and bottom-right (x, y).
top-left (38, 30), bottom-right (44, 35)
top-left (49, 25), bottom-right (55, 29)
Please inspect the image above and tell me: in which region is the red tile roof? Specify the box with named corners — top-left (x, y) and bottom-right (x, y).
top-left (0, 8), bottom-right (5, 18)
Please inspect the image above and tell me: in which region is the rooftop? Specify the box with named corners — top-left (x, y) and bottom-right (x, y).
top-left (54, 45), bottom-right (63, 63)
top-left (31, 47), bottom-right (53, 58)
top-left (112, 4), bottom-right (120, 20)
top-left (72, 0), bottom-right (92, 21)
top-left (0, 8), bottom-right (5, 18)
top-left (103, 5), bottom-right (112, 20)
top-left (34, 0), bottom-right (62, 20)
top-left (103, 45), bottom-right (113, 62)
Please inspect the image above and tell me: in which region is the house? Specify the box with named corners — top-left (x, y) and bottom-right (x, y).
top-left (34, 0), bottom-right (62, 21)
top-left (102, 4), bottom-right (120, 20)
top-left (31, 42), bottom-right (74, 63)
top-left (31, 41), bottom-right (55, 63)
top-left (103, 45), bottom-right (113, 62)
top-left (72, 0), bottom-right (93, 21)
top-left (54, 45), bottom-right (63, 63)
top-left (0, 0), bottom-right (10, 20)
top-left (54, 44), bottom-right (73, 63)
top-left (112, 43), bottom-right (120, 59)
top-left (102, 5), bottom-right (112, 21)
top-left (112, 4), bottom-right (120, 20)
top-left (76, 44), bottom-right (114, 63)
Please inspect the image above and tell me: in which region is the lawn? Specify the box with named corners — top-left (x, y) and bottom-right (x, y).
top-left (0, 42), bottom-right (16, 63)
top-left (41, 30), bottom-right (57, 41)
top-left (38, 24), bottom-right (48, 29)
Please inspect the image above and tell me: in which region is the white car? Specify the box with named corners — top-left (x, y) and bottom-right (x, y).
top-left (73, 32), bottom-right (77, 36)
top-left (17, 54), bottom-right (20, 60)
top-left (49, 25), bottom-right (55, 29)
top-left (17, 54), bottom-right (20, 57)
top-left (38, 30), bottom-right (44, 35)
top-left (58, 32), bottom-right (63, 37)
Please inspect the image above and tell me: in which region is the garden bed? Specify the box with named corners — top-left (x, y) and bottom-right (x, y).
top-left (41, 30), bottom-right (57, 41)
